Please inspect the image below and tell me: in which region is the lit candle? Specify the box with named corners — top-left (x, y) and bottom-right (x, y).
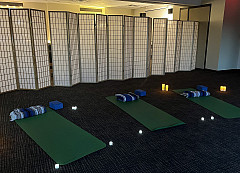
top-left (162, 84), bottom-right (165, 91)
top-left (109, 141), bottom-right (113, 146)
top-left (165, 85), bottom-right (169, 91)
top-left (72, 106), bottom-right (77, 110)
top-left (220, 86), bottom-right (226, 92)
top-left (55, 164), bottom-right (59, 169)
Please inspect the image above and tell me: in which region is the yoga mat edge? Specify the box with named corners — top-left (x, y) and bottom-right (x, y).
top-left (106, 96), bottom-right (185, 131)
top-left (16, 108), bottom-right (106, 165)
top-left (173, 88), bottom-right (240, 119)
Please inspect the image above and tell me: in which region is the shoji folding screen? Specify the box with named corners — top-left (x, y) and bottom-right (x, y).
top-left (164, 20), bottom-right (199, 73)
top-left (68, 12), bottom-right (80, 85)
top-left (78, 14), bottom-right (97, 83)
top-left (49, 11), bottom-right (81, 86)
top-left (152, 18), bottom-right (167, 75)
top-left (191, 22), bottom-right (199, 70)
top-left (0, 9), bottom-right (18, 93)
top-left (96, 14), bottom-right (108, 82)
top-left (11, 9), bottom-right (36, 89)
top-left (133, 17), bottom-right (151, 78)
top-left (124, 16), bottom-right (134, 80)
top-left (10, 9), bottom-right (51, 90)
top-left (174, 21), bottom-right (183, 72)
top-left (30, 9), bottom-right (51, 89)
top-left (1, 9), bottom-right (201, 95)
top-left (0, 9), bottom-right (50, 93)
top-left (49, 12), bottom-right (70, 86)
top-left (147, 18), bottom-right (152, 76)
top-left (165, 20), bottom-right (179, 73)
top-left (108, 15), bottom-right (124, 80)
top-left (179, 21), bottom-right (196, 71)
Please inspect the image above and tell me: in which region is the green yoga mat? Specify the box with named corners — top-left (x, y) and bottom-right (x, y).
top-left (173, 88), bottom-right (240, 119)
top-left (106, 96), bottom-right (185, 131)
top-left (16, 108), bottom-right (106, 165)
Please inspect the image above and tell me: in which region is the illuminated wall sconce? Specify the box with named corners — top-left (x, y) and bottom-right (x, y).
top-left (162, 84), bottom-right (169, 91)
top-left (220, 86), bottom-right (226, 92)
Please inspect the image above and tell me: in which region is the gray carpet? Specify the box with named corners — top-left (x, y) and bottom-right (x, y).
top-left (1, 69), bottom-right (240, 173)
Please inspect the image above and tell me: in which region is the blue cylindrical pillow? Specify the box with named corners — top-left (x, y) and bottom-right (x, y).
top-left (115, 93), bottom-right (139, 102)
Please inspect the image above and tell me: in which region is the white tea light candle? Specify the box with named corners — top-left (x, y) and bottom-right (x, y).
top-left (72, 106), bottom-right (77, 110)
top-left (55, 164), bottom-right (59, 169)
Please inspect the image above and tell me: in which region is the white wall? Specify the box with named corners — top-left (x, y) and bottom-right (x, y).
top-left (105, 7), bottom-right (133, 15)
top-left (173, 5), bottom-right (185, 20)
top-left (202, 0), bottom-right (240, 70)
top-left (218, 0), bottom-right (240, 70)
top-left (201, 0), bottom-right (226, 70)
top-left (133, 6), bottom-right (173, 19)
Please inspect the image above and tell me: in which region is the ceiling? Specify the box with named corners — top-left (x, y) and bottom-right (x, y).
top-left (1, 0), bottom-right (201, 8)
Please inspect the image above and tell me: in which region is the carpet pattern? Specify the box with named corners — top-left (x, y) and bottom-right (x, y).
top-left (1, 69), bottom-right (240, 173)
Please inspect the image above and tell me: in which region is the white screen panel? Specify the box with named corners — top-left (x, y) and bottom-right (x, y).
top-left (31, 10), bottom-right (51, 89)
top-left (165, 20), bottom-right (178, 73)
top-left (96, 15), bottom-right (108, 82)
top-left (174, 21), bottom-right (183, 72)
top-left (191, 22), bottom-right (199, 70)
top-left (69, 13), bottom-right (80, 85)
top-left (49, 12), bottom-right (70, 86)
top-left (108, 15), bottom-right (123, 80)
top-left (152, 18), bottom-right (167, 75)
top-left (79, 14), bottom-right (96, 83)
top-left (147, 18), bottom-right (152, 77)
top-left (124, 16), bottom-right (133, 80)
top-left (179, 21), bottom-right (194, 71)
top-left (11, 9), bottom-right (36, 90)
top-left (0, 9), bottom-right (17, 93)
top-left (133, 17), bottom-right (148, 78)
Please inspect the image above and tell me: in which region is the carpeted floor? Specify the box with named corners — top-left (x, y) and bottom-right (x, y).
top-left (1, 69), bottom-right (240, 173)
